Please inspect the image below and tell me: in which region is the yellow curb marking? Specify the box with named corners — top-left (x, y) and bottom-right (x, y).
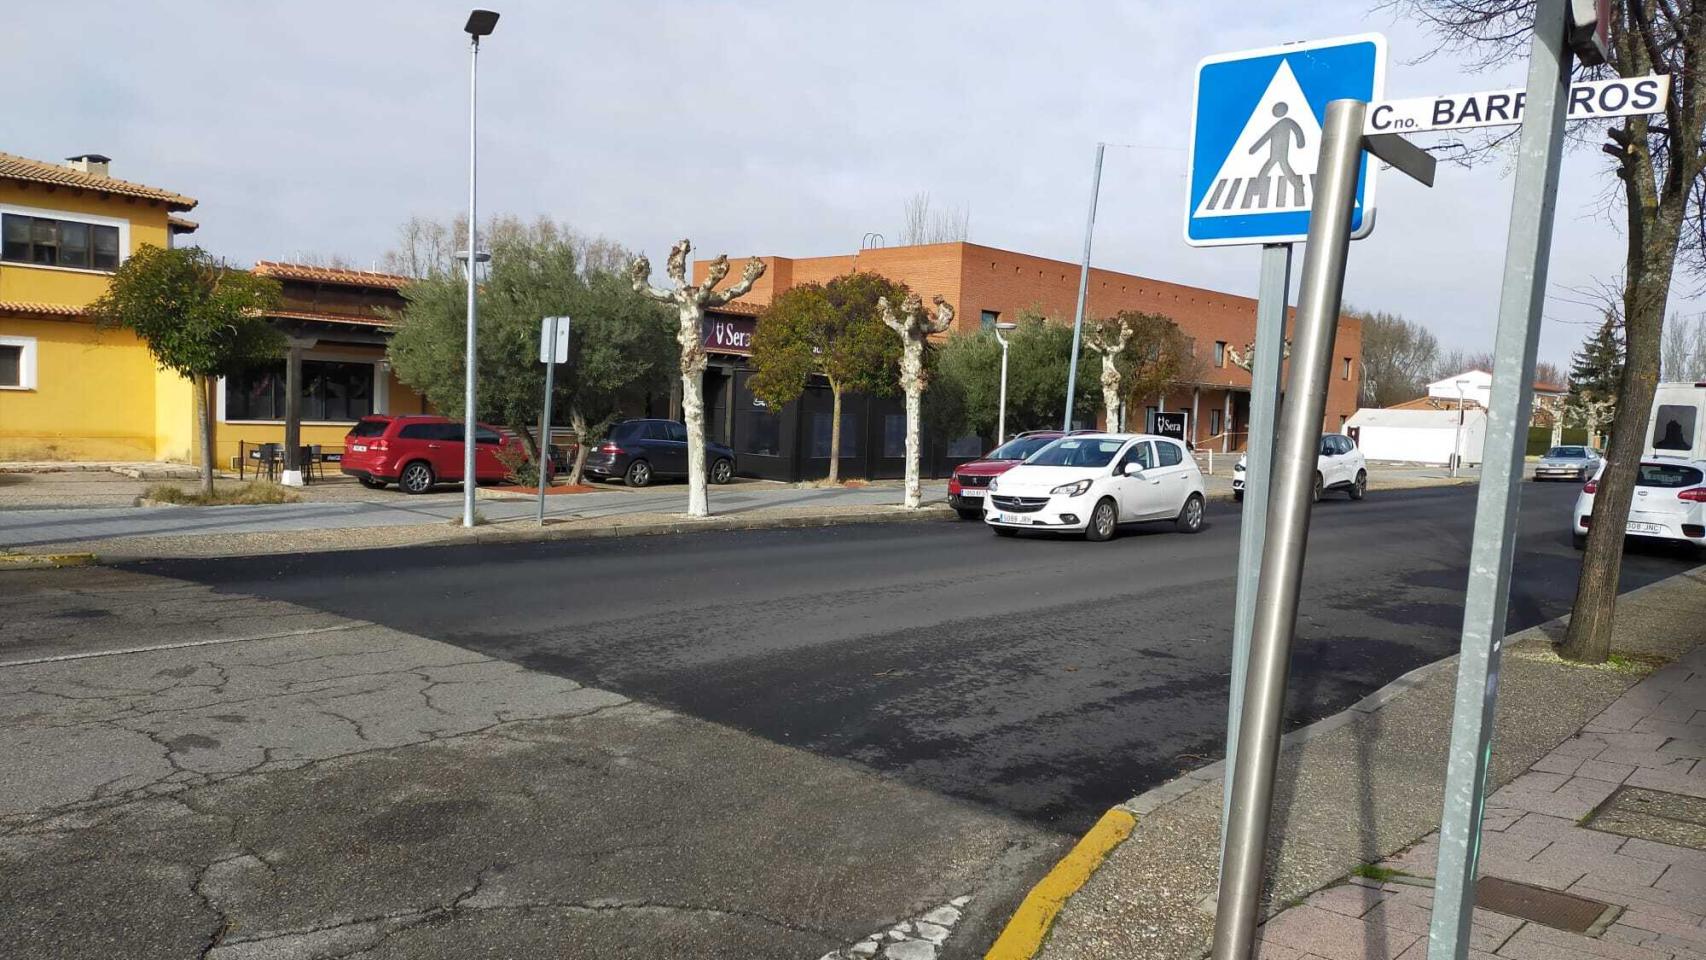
top-left (985, 807), bottom-right (1136, 960)
top-left (0, 553), bottom-right (96, 568)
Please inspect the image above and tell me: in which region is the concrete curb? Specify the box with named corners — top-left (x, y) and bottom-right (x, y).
top-left (984, 808), bottom-right (1136, 960)
top-left (983, 560), bottom-right (1706, 959)
top-left (0, 552), bottom-right (97, 569)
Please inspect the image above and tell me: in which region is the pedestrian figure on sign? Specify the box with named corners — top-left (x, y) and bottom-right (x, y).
top-left (1249, 103), bottom-right (1306, 207)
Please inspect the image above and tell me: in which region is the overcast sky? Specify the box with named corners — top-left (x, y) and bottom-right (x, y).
top-left (9, 0), bottom-right (1675, 369)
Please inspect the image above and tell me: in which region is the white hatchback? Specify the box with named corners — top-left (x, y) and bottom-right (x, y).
top-left (985, 433), bottom-right (1207, 541)
top-left (1233, 433), bottom-right (1368, 503)
top-left (1573, 457), bottom-right (1706, 551)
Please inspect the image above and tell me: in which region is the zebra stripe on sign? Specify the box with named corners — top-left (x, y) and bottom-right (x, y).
top-left (1193, 61), bottom-right (1329, 219)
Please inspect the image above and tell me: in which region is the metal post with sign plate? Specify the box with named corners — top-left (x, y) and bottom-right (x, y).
top-left (537, 316), bottom-right (570, 526)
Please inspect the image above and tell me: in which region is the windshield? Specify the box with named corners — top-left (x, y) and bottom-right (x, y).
top-left (1026, 437), bottom-right (1124, 468)
top-left (348, 419), bottom-right (389, 438)
top-left (1544, 447), bottom-right (1587, 459)
top-left (987, 435), bottom-right (1056, 460)
top-left (1637, 463), bottom-right (1704, 488)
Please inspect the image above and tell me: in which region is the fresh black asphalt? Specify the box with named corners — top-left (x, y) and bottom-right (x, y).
top-left (129, 483), bottom-right (1701, 833)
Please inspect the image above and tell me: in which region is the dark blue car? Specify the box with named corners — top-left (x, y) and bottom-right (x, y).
top-left (585, 419), bottom-right (737, 488)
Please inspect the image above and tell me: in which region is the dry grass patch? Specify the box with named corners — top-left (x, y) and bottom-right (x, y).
top-left (142, 482), bottom-right (300, 506)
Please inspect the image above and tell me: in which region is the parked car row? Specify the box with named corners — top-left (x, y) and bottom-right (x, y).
top-left (341, 416), bottom-right (733, 494)
top-left (1573, 456), bottom-right (1706, 552)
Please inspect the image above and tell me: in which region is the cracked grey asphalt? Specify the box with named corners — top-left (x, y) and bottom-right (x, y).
top-left (0, 566), bottom-right (1059, 960)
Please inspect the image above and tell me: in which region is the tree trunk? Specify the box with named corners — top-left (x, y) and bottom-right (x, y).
top-left (1100, 356), bottom-right (1122, 432)
top-left (1562, 208), bottom-right (1681, 663)
top-left (903, 378), bottom-right (923, 508)
top-left (196, 374), bottom-right (215, 497)
top-left (828, 383), bottom-right (843, 486)
top-left (568, 408), bottom-right (592, 487)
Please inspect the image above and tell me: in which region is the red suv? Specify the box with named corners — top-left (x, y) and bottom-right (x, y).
top-left (340, 415), bottom-right (536, 494)
top-left (947, 431), bottom-right (1065, 519)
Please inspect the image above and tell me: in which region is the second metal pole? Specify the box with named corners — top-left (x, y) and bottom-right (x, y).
top-left (1211, 99), bottom-right (1366, 960)
top-left (461, 34), bottom-right (482, 528)
top-left (1063, 142), bottom-right (1105, 431)
top-left (537, 316), bottom-right (558, 526)
top-left (1222, 241), bottom-right (1292, 855)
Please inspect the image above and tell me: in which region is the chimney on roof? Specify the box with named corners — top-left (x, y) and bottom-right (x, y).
top-left (65, 154), bottom-right (112, 178)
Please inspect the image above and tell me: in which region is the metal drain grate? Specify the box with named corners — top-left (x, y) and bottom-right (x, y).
top-left (1585, 786), bottom-right (1706, 851)
top-left (1474, 876), bottom-right (1612, 933)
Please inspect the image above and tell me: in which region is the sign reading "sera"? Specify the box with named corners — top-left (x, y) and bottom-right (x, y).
top-left (1366, 75), bottom-right (1670, 134)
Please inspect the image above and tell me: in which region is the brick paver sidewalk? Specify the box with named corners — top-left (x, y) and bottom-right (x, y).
top-left (1255, 644), bottom-right (1706, 960)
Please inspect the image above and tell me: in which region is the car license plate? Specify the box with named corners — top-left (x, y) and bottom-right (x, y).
top-left (997, 513), bottom-right (1026, 524)
top-left (961, 489), bottom-right (985, 498)
top-left (351, 444), bottom-right (368, 452)
top-left (1627, 521), bottom-right (1663, 535)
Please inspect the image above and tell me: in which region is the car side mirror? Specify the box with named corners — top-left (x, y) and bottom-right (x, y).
top-left (1123, 462), bottom-right (1145, 477)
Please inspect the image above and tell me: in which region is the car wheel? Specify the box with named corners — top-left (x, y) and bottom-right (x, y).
top-left (625, 460), bottom-right (653, 488)
top-left (1175, 493), bottom-right (1205, 534)
top-left (1572, 532), bottom-right (1587, 550)
top-left (956, 508), bottom-right (983, 521)
top-left (711, 458), bottom-right (734, 485)
top-left (1312, 473), bottom-right (1324, 504)
top-left (1233, 490), bottom-right (1244, 503)
top-left (1349, 470), bottom-right (1367, 501)
top-left (358, 476), bottom-right (387, 490)
top-left (992, 526), bottom-right (1017, 537)
top-left (399, 461), bottom-right (435, 495)
top-left (1085, 497), bottom-right (1119, 542)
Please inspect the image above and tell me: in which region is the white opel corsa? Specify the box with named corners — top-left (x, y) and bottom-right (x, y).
top-left (985, 433), bottom-right (1207, 541)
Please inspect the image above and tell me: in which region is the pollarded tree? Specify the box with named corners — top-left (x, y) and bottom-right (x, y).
top-left (1084, 316), bottom-right (1135, 430)
top-left (752, 273), bottom-right (906, 485)
top-left (629, 239), bottom-right (766, 518)
top-left (880, 291), bottom-right (955, 507)
top-left (89, 246), bottom-right (283, 496)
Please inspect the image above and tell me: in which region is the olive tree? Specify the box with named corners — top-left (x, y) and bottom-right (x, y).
top-left (629, 240), bottom-right (765, 518)
top-left (90, 245), bottom-right (283, 495)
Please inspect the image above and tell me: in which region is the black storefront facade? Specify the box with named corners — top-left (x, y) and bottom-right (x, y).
top-left (693, 308), bottom-right (983, 483)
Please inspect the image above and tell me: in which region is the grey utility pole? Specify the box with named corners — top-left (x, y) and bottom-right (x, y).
top-left (461, 9), bottom-right (498, 528)
top-left (1428, 2), bottom-right (1572, 957)
top-left (1210, 99), bottom-right (1367, 960)
top-left (1221, 241), bottom-right (1291, 853)
top-left (1063, 142), bottom-right (1105, 431)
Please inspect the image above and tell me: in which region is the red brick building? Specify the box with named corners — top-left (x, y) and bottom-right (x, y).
top-left (690, 241), bottom-right (1362, 481)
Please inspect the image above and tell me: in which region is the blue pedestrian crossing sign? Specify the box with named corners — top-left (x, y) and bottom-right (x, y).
top-left (1185, 34), bottom-right (1387, 247)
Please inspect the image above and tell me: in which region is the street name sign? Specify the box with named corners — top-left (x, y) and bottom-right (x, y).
top-left (539, 315), bottom-right (570, 364)
top-left (1366, 75), bottom-right (1670, 134)
top-left (1186, 34), bottom-right (1387, 247)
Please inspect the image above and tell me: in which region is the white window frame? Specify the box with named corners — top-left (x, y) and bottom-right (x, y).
top-left (0, 335), bottom-right (37, 390)
top-left (0, 203), bottom-right (132, 275)
top-left (216, 352), bottom-right (389, 425)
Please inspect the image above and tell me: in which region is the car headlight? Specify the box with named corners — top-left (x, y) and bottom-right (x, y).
top-left (988, 477), bottom-right (1000, 493)
top-left (1050, 479), bottom-right (1092, 497)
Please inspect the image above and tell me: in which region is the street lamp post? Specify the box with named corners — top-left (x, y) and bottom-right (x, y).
top-left (994, 320), bottom-right (1017, 444)
top-left (460, 8), bottom-right (499, 529)
top-left (1452, 378), bottom-right (1469, 478)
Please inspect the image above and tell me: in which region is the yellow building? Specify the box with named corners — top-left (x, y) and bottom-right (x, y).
top-left (0, 150), bottom-right (429, 466)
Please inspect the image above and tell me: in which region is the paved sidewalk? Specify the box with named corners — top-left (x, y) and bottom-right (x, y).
top-left (0, 481), bottom-right (949, 550)
top-left (1255, 643), bottom-right (1706, 960)
top-left (1030, 563), bottom-right (1706, 960)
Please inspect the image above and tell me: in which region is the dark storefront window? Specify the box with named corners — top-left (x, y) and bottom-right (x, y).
top-left (810, 411), bottom-right (861, 458)
top-left (883, 414), bottom-right (907, 458)
top-left (742, 405), bottom-right (783, 456)
top-left (226, 360), bottom-right (375, 421)
top-left (947, 435), bottom-right (983, 458)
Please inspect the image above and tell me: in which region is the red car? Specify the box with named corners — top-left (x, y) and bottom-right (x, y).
top-left (948, 431), bottom-right (1066, 519)
top-left (340, 414), bottom-right (539, 494)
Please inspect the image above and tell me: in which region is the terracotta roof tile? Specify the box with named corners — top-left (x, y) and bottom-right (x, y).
top-left (252, 261), bottom-right (412, 291)
top-left (0, 151), bottom-right (197, 211)
top-left (167, 215), bottom-right (199, 233)
top-left (0, 300), bottom-right (85, 317)
top-left (708, 299), bottom-right (764, 317)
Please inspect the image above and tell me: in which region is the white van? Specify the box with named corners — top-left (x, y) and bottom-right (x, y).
top-left (1646, 382), bottom-right (1706, 460)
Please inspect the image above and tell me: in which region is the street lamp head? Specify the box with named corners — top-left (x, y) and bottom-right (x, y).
top-left (995, 321), bottom-right (1018, 331)
top-left (464, 9), bottom-right (500, 37)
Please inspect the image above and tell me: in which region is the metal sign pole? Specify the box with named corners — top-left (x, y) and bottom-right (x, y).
top-left (1427, 2), bottom-right (1571, 957)
top-left (536, 315), bottom-right (559, 527)
top-left (1211, 99), bottom-right (1366, 960)
top-left (1221, 241), bottom-right (1292, 855)
top-left (1063, 142), bottom-right (1106, 431)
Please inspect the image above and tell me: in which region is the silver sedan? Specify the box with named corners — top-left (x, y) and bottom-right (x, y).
top-left (1534, 445), bottom-right (1602, 482)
